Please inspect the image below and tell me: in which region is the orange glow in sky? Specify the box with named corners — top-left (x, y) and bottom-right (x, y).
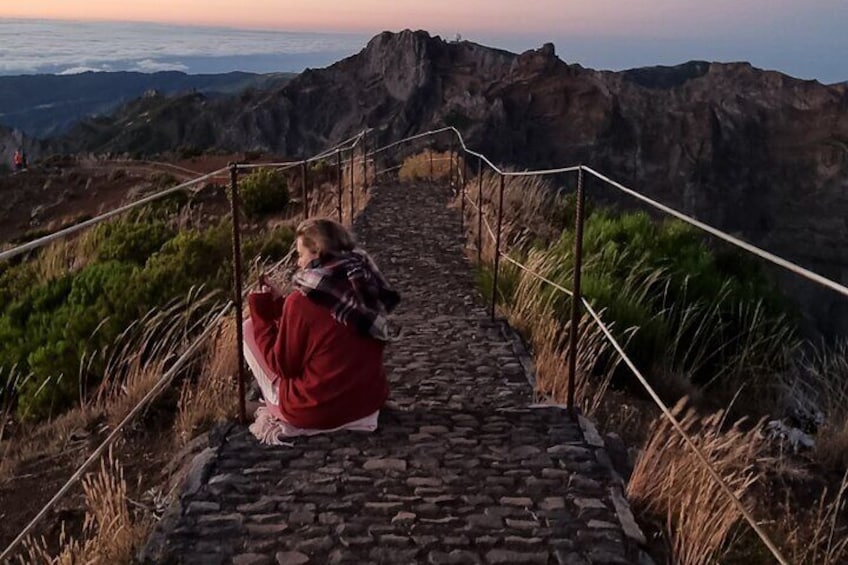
top-left (1, 1), bottom-right (556, 33)
top-left (0, 1), bottom-right (844, 83)
top-left (0, 0), bottom-right (798, 36)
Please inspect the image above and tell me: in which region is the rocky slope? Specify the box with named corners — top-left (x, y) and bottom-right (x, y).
top-left (54, 30), bottom-right (848, 333)
top-left (0, 71), bottom-right (294, 138)
top-left (0, 125), bottom-right (48, 169)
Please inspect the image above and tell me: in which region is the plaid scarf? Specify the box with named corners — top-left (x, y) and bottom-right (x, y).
top-left (291, 249), bottom-right (400, 341)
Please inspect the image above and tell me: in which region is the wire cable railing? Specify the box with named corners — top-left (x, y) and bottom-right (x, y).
top-left (0, 129), bottom-right (375, 560)
top-left (0, 167), bottom-right (228, 263)
top-left (0, 301), bottom-right (233, 562)
top-left (461, 189), bottom-right (791, 564)
top-left (2, 122), bottom-right (841, 564)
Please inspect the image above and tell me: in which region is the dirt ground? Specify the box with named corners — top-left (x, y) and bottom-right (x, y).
top-left (0, 152), bottom-right (290, 247)
top-left (0, 152), bottom-right (288, 559)
top-left (0, 405), bottom-right (179, 559)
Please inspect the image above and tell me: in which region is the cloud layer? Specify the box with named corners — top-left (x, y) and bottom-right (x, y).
top-left (0, 19), bottom-right (368, 75)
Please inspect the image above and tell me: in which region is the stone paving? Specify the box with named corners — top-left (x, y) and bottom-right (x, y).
top-left (141, 182), bottom-right (645, 564)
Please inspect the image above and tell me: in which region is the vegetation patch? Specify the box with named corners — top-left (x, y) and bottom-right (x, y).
top-left (443, 155), bottom-right (848, 565)
top-left (0, 190), bottom-right (294, 421)
top-left (240, 167), bottom-right (290, 218)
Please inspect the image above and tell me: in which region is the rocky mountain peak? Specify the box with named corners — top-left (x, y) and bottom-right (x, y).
top-left (358, 29), bottom-right (437, 102)
top-left (510, 42), bottom-right (570, 80)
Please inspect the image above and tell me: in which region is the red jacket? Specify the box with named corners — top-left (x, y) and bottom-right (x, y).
top-left (248, 290), bottom-right (389, 429)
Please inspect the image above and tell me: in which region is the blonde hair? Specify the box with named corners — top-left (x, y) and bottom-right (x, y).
top-left (296, 218), bottom-right (356, 258)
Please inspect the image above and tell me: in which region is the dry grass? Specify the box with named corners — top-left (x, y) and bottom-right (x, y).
top-left (627, 400), bottom-right (770, 565)
top-left (19, 450), bottom-right (147, 565)
top-left (460, 170), bottom-right (557, 249)
top-left (94, 288), bottom-right (223, 427)
top-left (456, 171), bottom-right (617, 414)
top-left (498, 249), bottom-right (621, 415)
top-left (303, 158), bottom-right (371, 227)
top-left (796, 341), bottom-right (848, 471)
top-left (399, 150), bottom-right (453, 183)
top-left (30, 226), bottom-right (108, 283)
top-left (783, 470), bottom-right (848, 564)
top-left (174, 315), bottom-right (239, 445)
top-left (0, 399), bottom-right (95, 484)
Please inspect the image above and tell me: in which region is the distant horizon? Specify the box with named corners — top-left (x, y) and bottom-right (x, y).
top-left (1, 16), bottom-right (845, 84)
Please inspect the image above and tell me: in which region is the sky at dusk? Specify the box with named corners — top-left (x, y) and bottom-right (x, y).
top-left (1, 1), bottom-right (845, 82)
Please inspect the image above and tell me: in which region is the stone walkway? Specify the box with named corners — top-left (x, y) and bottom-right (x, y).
top-left (142, 182), bottom-right (644, 564)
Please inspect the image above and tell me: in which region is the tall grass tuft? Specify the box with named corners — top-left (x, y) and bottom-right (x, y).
top-left (175, 315), bottom-right (239, 445)
top-left (784, 470), bottom-right (848, 564)
top-left (399, 150), bottom-right (452, 183)
top-left (94, 287), bottom-right (224, 427)
top-left (497, 248), bottom-right (621, 414)
top-left (20, 450), bottom-right (146, 564)
top-left (627, 400), bottom-right (770, 565)
top-left (788, 340), bottom-right (848, 471)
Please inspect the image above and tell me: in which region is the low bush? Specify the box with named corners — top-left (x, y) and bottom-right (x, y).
top-left (240, 168), bottom-right (289, 218)
top-left (399, 150), bottom-right (452, 183)
top-left (244, 224), bottom-right (295, 262)
top-left (0, 213), bottom-right (236, 420)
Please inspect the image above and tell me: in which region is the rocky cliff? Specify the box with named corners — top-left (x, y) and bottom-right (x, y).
top-left (0, 71), bottom-right (294, 138)
top-left (0, 126), bottom-right (47, 170)
top-left (58, 30), bottom-right (848, 333)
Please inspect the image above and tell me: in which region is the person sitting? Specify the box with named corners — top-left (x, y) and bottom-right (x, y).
top-left (244, 218), bottom-right (400, 444)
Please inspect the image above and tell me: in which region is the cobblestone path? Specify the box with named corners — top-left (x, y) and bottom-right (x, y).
top-left (142, 183), bottom-right (644, 564)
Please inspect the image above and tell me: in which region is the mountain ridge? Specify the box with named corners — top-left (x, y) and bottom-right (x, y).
top-left (0, 70), bottom-right (295, 138)
top-left (10, 29), bottom-right (848, 332)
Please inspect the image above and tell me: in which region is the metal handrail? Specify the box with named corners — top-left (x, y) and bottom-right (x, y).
top-left (0, 167), bottom-right (228, 263)
top-left (581, 166), bottom-right (848, 299)
top-left (0, 121), bottom-right (834, 565)
top-left (0, 301), bottom-right (233, 562)
top-left (460, 191), bottom-right (790, 565)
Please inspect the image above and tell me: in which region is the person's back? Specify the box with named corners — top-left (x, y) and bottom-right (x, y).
top-left (245, 217), bottom-right (399, 438)
top-left (251, 290), bottom-right (388, 429)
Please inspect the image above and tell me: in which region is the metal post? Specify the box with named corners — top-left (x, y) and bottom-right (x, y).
top-left (567, 166), bottom-right (586, 414)
top-left (460, 152), bottom-right (465, 232)
top-left (336, 150), bottom-right (343, 222)
top-left (476, 158), bottom-right (483, 264)
top-left (301, 161), bottom-right (308, 219)
top-left (429, 146), bottom-right (434, 185)
top-left (362, 130), bottom-right (368, 193)
top-left (491, 174), bottom-right (505, 320)
top-left (462, 153), bottom-right (467, 186)
top-left (229, 164), bottom-right (247, 424)
top-left (448, 143), bottom-right (454, 191)
top-left (349, 148), bottom-right (355, 221)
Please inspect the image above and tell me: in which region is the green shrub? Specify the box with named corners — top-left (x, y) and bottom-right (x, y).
top-left (138, 220), bottom-right (232, 305)
top-left (239, 168), bottom-right (289, 218)
top-left (244, 225), bottom-right (295, 262)
top-left (0, 213), bottom-right (237, 420)
top-left (177, 145), bottom-right (203, 159)
top-left (97, 221), bottom-right (174, 264)
top-left (490, 205), bottom-right (794, 402)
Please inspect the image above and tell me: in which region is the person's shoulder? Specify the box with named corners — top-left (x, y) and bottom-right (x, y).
top-left (285, 290), bottom-right (307, 306)
top-left (286, 290), bottom-right (321, 313)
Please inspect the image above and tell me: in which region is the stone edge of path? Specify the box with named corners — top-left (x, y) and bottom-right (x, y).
top-left (139, 422), bottom-right (235, 563)
top-left (495, 311), bottom-right (650, 553)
